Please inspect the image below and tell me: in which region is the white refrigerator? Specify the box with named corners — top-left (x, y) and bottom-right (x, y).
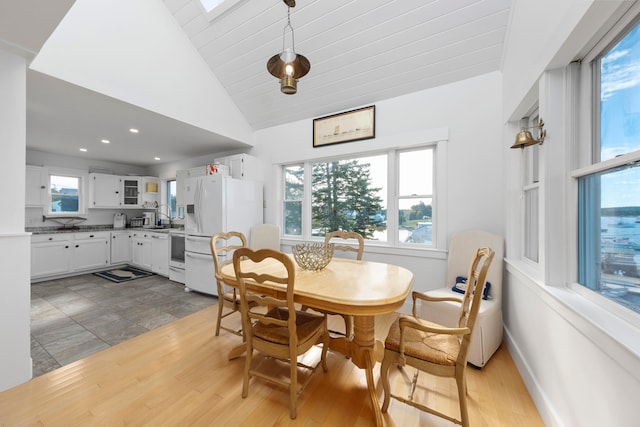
top-left (184, 174), bottom-right (263, 295)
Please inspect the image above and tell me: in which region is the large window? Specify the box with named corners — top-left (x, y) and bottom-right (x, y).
top-left (49, 174), bottom-right (80, 214)
top-left (577, 18), bottom-right (640, 316)
top-left (281, 146), bottom-right (435, 247)
top-left (311, 154), bottom-right (387, 240)
top-left (398, 149), bottom-right (433, 245)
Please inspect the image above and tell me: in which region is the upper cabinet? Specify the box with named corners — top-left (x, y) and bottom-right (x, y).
top-left (89, 173), bottom-right (122, 208)
top-left (122, 178), bottom-right (141, 207)
top-left (89, 174), bottom-right (159, 209)
top-left (26, 165), bottom-right (48, 207)
top-left (214, 153), bottom-right (262, 181)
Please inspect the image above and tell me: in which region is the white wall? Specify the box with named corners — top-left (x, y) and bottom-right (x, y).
top-left (502, 1), bottom-right (640, 426)
top-left (250, 72), bottom-right (504, 303)
top-left (29, 0), bottom-right (253, 145)
top-left (0, 49), bottom-right (32, 391)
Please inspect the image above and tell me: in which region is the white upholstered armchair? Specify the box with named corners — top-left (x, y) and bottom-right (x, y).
top-left (414, 230), bottom-right (504, 367)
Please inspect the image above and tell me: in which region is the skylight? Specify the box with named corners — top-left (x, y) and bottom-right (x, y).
top-left (197, 0), bottom-right (242, 21)
top-left (199, 0), bottom-right (225, 13)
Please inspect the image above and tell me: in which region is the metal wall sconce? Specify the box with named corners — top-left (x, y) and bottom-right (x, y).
top-left (511, 118), bottom-right (546, 149)
top-left (267, 0), bottom-right (310, 95)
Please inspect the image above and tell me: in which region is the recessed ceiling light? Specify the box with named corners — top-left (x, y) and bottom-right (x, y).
top-left (129, 128), bottom-right (139, 134)
top-left (154, 157), bottom-right (161, 161)
top-left (101, 139), bottom-right (110, 144)
top-left (79, 148), bottom-right (88, 152)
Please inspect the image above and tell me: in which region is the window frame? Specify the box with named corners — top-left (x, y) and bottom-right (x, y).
top-left (522, 112), bottom-right (542, 264)
top-left (569, 8), bottom-right (640, 328)
top-left (166, 179), bottom-right (177, 219)
top-left (282, 164), bottom-right (304, 237)
top-left (46, 168), bottom-right (86, 216)
top-left (278, 143), bottom-right (444, 252)
top-left (396, 146), bottom-right (436, 247)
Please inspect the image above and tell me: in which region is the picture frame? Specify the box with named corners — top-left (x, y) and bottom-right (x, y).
top-left (313, 105), bottom-right (375, 147)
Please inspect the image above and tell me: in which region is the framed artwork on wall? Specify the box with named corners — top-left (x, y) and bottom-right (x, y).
top-left (313, 105), bottom-right (375, 147)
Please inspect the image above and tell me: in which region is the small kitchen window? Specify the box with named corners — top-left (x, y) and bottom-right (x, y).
top-left (48, 173), bottom-right (83, 215)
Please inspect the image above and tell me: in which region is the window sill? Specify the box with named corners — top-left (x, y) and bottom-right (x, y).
top-left (506, 258), bottom-right (640, 383)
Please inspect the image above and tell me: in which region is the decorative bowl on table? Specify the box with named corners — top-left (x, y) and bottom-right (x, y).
top-left (292, 243), bottom-right (334, 271)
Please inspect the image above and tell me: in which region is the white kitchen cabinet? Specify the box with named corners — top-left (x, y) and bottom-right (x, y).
top-left (122, 178), bottom-right (141, 207)
top-left (89, 173), bottom-right (122, 207)
top-left (73, 232), bottom-right (110, 271)
top-left (89, 174), bottom-right (161, 208)
top-left (26, 165), bottom-right (48, 207)
top-left (130, 231), bottom-right (168, 275)
top-left (31, 234), bottom-right (73, 279)
top-left (131, 231), bottom-right (153, 271)
top-left (110, 230), bottom-right (131, 265)
top-left (214, 153), bottom-right (262, 180)
top-left (30, 229), bottom-right (167, 281)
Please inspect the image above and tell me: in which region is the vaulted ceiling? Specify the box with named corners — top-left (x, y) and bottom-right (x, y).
top-left (166, 0), bottom-right (512, 130)
top-left (3, 0), bottom-right (513, 166)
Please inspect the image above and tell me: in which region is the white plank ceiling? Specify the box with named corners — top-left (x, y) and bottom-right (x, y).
top-left (12, 0), bottom-right (512, 166)
top-left (165, 0), bottom-right (512, 130)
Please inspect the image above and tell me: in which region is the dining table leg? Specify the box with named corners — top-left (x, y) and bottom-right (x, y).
top-left (351, 315), bottom-right (384, 427)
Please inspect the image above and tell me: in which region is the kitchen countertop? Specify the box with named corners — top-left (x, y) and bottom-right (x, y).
top-left (27, 225), bottom-right (184, 235)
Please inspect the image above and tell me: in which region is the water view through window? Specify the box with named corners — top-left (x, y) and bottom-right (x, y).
top-left (578, 21), bottom-right (640, 315)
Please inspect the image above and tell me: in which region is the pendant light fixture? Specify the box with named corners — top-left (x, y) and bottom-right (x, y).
top-left (267, 0), bottom-right (310, 95)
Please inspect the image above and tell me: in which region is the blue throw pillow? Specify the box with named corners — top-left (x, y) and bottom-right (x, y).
top-left (451, 276), bottom-right (491, 300)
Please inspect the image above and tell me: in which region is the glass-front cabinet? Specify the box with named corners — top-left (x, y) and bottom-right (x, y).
top-left (122, 178), bottom-right (141, 206)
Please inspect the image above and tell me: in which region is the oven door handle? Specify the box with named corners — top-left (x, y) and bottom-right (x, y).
top-left (185, 251), bottom-right (212, 261)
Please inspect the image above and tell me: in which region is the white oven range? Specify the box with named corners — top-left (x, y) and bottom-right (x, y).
top-left (169, 230), bottom-right (185, 284)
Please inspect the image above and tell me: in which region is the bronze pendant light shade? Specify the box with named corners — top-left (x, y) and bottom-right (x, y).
top-left (267, 53), bottom-right (310, 94)
top-left (267, 0), bottom-right (310, 95)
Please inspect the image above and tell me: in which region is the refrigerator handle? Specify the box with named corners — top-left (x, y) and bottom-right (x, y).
top-left (195, 179), bottom-right (202, 234)
top-left (198, 179), bottom-right (204, 234)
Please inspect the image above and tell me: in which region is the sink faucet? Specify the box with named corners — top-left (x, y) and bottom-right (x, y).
top-left (157, 204), bottom-right (172, 227)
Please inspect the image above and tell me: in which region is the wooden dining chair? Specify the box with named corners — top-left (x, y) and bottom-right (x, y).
top-left (210, 231), bottom-right (251, 336)
top-left (380, 247), bottom-right (495, 427)
top-left (311, 230), bottom-right (364, 338)
top-left (233, 247), bottom-right (330, 420)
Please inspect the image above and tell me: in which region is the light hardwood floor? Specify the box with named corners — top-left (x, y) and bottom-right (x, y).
top-left (0, 306), bottom-right (544, 426)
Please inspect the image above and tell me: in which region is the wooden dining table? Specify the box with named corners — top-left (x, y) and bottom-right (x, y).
top-left (220, 253), bottom-right (414, 427)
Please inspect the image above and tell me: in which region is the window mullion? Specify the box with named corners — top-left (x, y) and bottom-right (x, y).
top-left (303, 161), bottom-right (312, 239)
top-left (387, 150), bottom-right (398, 246)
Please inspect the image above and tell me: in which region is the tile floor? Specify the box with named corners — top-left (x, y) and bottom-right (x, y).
top-left (30, 272), bottom-right (217, 377)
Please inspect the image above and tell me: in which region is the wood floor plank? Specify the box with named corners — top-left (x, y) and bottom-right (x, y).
top-left (0, 306), bottom-right (544, 426)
